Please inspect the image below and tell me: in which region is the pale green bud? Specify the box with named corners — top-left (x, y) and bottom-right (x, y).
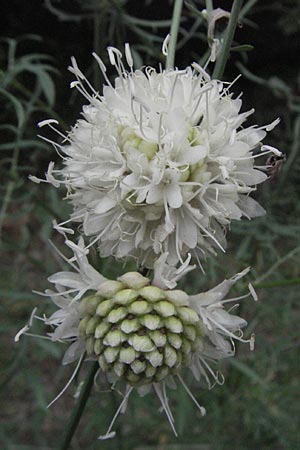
top-left (104, 329), bottom-right (125, 347)
top-left (119, 347), bottom-right (136, 364)
top-left (114, 288), bottom-right (139, 305)
top-left (118, 271), bottom-right (150, 289)
top-left (80, 295), bottom-right (100, 315)
top-left (86, 316), bottom-right (100, 335)
top-left (155, 366), bottom-right (169, 381)
top-left (123, 136), bottom-right (141, 153)
top-left (113, 362), bottom-right (125, 377)
top-left (128, 300), bottom-right (151, 315)
top-left (131, 359), bottom-right (147, 374)
top-left (145, 350), bottom-right (163, 367)
top-left (107, 306), bottom-right (127, 323)
top-left (94, 339), bottom-right (104, 355)
top-left (165, 316), bottom-right (183, 333)
top-left (79, 316), bottom-right (91, 335)
top-left (97, 280), bottom-right (124, 298)
top-left (179, 166), bottom-right (190, 182)
top-left (120, 318), bottom-right (140, 334)
top-left (164, 344), bottom-right (177, 368)
top-left (139, 314), bottom-right (162, 330)
top-left (126, 372), bottom-right (141, 384)
top-left (177, 306), bottom-right (199, 324)
top-left (164, 290), bottom-right (189, 306)
top-left (120, 126), bottom-right (135, 143)
top-left (175, 351), bottom-right (183, 368)
top-left (153, 301), bottom-right (175, 318)
top-left (167, 332), bottom-right (182, 349)
top-left (184, 324), bottom-right (196, 341)
top-left (104, 347), bottom-right (120, 363)
top-left (138, 140), bottom-right (158, 159)
top-left (149, 329), bottom-right (167, 347)
top-left (86, 336), bottom-right (95, 355)
top-left (130, 334), bottom-right (155, 352)
top-left (139, 286), bottom-right (165, 302)
top-left (145, 364), bottom-right (156, 378)
top-left (98, 355), bottom-right (109, 371)
top-left (96, 299), bottom-right (113, 317)
top-left (191, 337), bottom-right (204, 352)
top-left (95, 321), bottom-right (110, 339)
top-left (181, 339), bottom-right (192, 356)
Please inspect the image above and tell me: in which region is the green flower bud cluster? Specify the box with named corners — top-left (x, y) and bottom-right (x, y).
top-left (119, 126), bottom-right (158, 160)
top-left (79, 272), bottom-right (203, 387)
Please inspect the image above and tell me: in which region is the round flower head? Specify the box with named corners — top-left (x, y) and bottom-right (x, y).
top-left (16, 238), bottom-right (256, 438)
top-left (36, 44), bottom-right (281, 269)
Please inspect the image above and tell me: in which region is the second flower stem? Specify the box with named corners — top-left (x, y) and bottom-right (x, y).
top-left (58, 361), bottom-right (99, 450)
top-left (212, 0), bottom-right (243, 80)
top-left (166, 0), bottom-right (184, 70)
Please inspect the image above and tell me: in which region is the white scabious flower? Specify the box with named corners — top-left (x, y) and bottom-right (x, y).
top-left (37, 45), bottom-right (281, 269)
top-left (16, 238), bottom-right (256, 438)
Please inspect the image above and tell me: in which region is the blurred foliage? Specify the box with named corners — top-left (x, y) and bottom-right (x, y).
top-left (1, 0), bottom-right (300, 449)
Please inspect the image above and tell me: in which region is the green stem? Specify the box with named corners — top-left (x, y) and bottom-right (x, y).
top-left (166, 0), bottom-right (184, 69)
top-left (205, 0), bottom-right (214, 15)
top-left (58, 361), bottom-right (99, 450)
top-left (212, 0), bottom-right (243, 79)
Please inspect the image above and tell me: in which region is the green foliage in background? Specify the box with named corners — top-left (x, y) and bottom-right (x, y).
top-left (1, 1), bottom-right (300, 449)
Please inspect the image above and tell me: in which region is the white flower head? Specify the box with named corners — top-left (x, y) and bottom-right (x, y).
top-left (16, 238), bottom-right (255, 439)
top-left (37, 45), bottom-right (281, 269)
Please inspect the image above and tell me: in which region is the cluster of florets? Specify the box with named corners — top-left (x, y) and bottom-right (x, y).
top-left (21, 43), bottom-right (280, 439)
top-left (35, 45), bottom-right (280, 269)
top-left (78, 272), bottom-right (203, 386)
top-left (16, 237), bottom-right (255, 438)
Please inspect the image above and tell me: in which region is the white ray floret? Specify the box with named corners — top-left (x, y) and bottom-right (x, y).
top-left (35, 44), bottom-right (281, 270)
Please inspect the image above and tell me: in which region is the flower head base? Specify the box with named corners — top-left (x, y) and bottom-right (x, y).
top-left (79, 271), bottom-right (203, 386)
top-left (37, 45), bottom-right (281, 269)
top-left (16, 238), bottom-right (256, 438)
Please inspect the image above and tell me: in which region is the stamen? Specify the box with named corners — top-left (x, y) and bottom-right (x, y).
top-left (177, 375), bottom-right (206, 416)
top-left (14, 307), bottom-right (38, 342)
top-left (191, 62), bottom-right (211, 81)
top-left (124, 43), bottom-right (133, 69)
top-left (92, 52), bottom-right (112, 87)
top-left (38, 119), bottom-right (59, 128)
top-left (248, 283), bottom-right (258, 301)
top-left (153, 383), bottom-right (178, 437)
top-left (265, 117), bottom-right (280, 131)
top-left (98, 386), bottom-right (133, 440)
top-left (162, 34), bottom-right (170, 56)
top-left (260, 145), bottom-right (282, 156)
top-left (47, 353), bottom-right (84, 408)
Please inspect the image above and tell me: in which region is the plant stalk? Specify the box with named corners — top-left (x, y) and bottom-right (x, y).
top-left (212, 0), bottom-right (243, 79)
top-left (166, 0), bottom-right (184, 69)
top-left (58, 361), bottom-right (99, 450)
top-left (205, 0), bottom-right (214, 15)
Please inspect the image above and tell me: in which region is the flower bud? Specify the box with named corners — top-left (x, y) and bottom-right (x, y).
top-left (79, 273), bottom-right (203, 386)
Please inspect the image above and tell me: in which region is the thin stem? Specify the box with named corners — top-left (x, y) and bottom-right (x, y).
top-left (58, 361), bottom-right (99, 450)
top-left (166, 0), bottom-right (184, 69)
top-left (254, 245), bottom-right (300, 285)
top-left (205, 0), bottom-right (213, 15)
top-left (212, 0), bottom-right (243, 80)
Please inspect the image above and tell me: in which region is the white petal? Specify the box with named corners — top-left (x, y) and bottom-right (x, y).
top-left (94, 197), bottom-right (116, 214)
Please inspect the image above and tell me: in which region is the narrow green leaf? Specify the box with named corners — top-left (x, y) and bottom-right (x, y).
top-left (0, 88), bottom-right (25, 127)
top-left (230, 44), bottom-right (254, 52)
top-left (228, 358), bottom-right (266, 386)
